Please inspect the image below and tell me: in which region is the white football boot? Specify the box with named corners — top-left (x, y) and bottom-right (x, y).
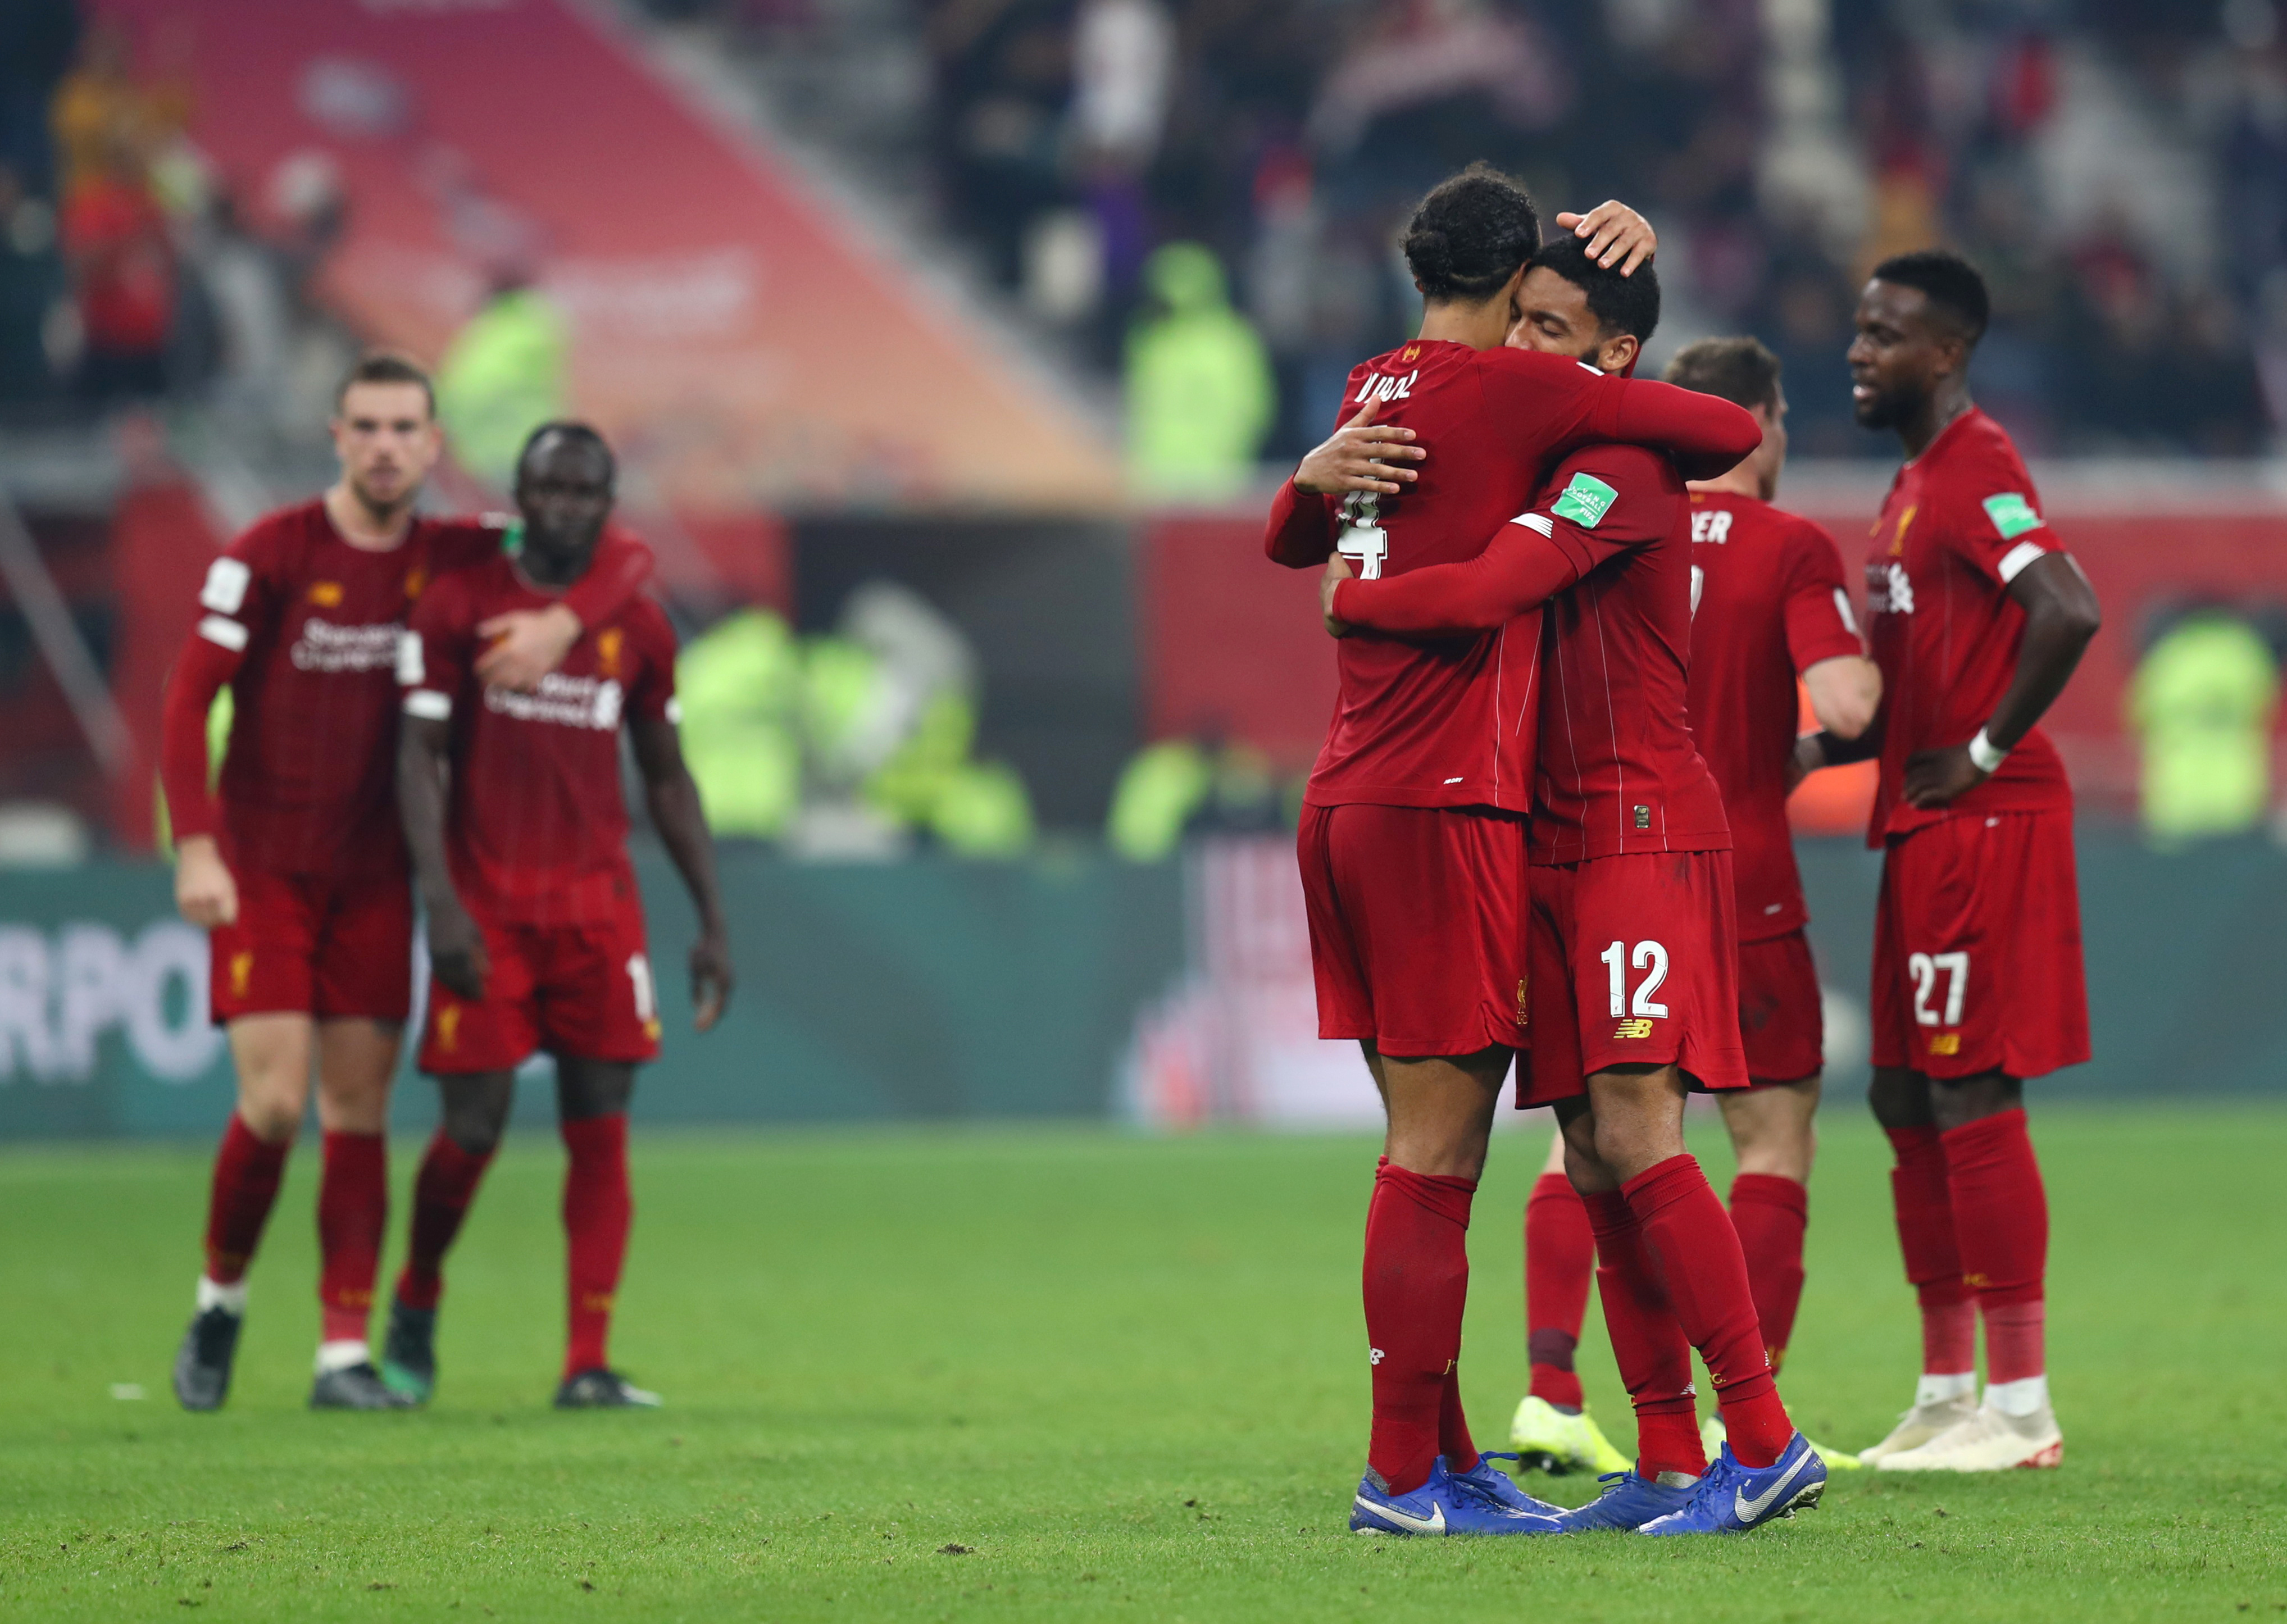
top-left (1877, 1394), bottom-right (2062, 1472)
top-left (1858, 1377), bottom-right (1979, 1466)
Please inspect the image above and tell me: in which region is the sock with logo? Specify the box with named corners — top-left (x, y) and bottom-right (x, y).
top-left (1579, 1188), bottom-right (1703, 1480)
top-left (1885, 1123), bottom-right (1976, 1386)
top-left (394, 1130), bottom-right (495, 1312)
top-left (1942, 1109), bottom-right (2048, 1393)
top-left (1361, 1157), bottom-right (1475, 1496)
top-left (561, 1112), bottom-right (633, 1380)
top-left (203, 1113), bottom-right (291, 1288)
top-left (1525, 1172), bottom-right (1594, 1410)
top-left (1623, 1155), bottom-right (1792, 1469)
top-left (316, 1130), bottom-right (387, 1349)
top-left (1728, 1173), bottom-right (1809, 1376)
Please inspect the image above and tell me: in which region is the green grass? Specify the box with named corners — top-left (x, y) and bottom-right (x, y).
top-left (1, 1105), bottom-right (2282, 1622)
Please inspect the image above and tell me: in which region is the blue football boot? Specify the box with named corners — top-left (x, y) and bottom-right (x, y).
top-left (1349, 1455), bottom-right (1562, 1535)
top-left (1549, 1468), bottom-right (1700, 1532)
top-left (1453, 1453), bottom-right (1566, 1520)
top-left (1637, 1433), bottom-right (1826, 1535)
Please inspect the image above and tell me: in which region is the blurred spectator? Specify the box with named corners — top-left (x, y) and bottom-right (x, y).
top-left (2127, 608), bottom-right (2279, 847)
top-left (1107, 735), bottom-right (1284, 861)
top-left (1124, 242), bottom-right (1273, 497)
top-left (436, 271), bottom-right (569, 490)
top-left (0, 162), bottom-right (65, 406)
top-left (51, 21), bottom-right (185, 197)
top-left (678, 608), bottom-right (804, 841)
top-left (1071, 0), bottom-right (1173, 309)
top-left (58, 131), bottom-right (175, 405)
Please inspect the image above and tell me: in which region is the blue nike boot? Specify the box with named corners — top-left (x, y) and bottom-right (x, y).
top-left (1548, 1468), bottom-right (1699, 1532)
top-left (1350, 1456), bottom-right (1563, 1535)
top-left (1449, 1453), bottom-right (1566, 1520)
top-left (1637, 1433), bottom-right (1826, 1535)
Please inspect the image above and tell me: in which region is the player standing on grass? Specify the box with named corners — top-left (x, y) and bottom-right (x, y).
top-left (1506, 336), bottom-right (1881, 1478)
top-left (387, 421), bottom-right (731, 1410)
top-left (1822, 252), bottom-right (2098, 1472)
top-left (1265, 165), bottom-right (1763, 1536)
top-left (162, 354), bottom-right (653, 1412)
top-left (1318, 236), bottom-right (1827, 1535)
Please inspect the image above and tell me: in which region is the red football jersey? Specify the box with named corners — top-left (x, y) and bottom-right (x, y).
top-left (401, 553), bottom-right (679, 927)
top-left (1685, 492), bottom-right (1864, 940)
top-left (1527, 445), bottom-right (1729, 865)
top-left (1864, 408), bottom-right (2073, 843)
top-left (1264, 341), bottom-right (1759, 812)
top-left (165, 503), bottom-right (651, 880)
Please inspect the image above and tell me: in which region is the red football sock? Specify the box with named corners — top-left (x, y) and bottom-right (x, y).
top-left (1728, 1173), bottom-right (1808, 1375)
top-left (316, 1131), bottom-right (387, 1345)
top-left (1943, 1110), bottom-right (2048, 1381)
top-left (561, 1113), bottom-right (633, 1379)
top-left (394, 1130), bottom-right (494, 1312)
top-left (1580, 1189), bottom-right (1702, 1480)
top-left (1361, 1158), bottom-right (1475, 1496)
top-left (1525, 1172), bottom-right (1593, 1410)
top-left (1624, 1155), bottom-right (1791, 1468)
top-left (1438, 1366), bottom-right (1479, 1475)
top-left (203, 1113), bottom-right (291, 1286)
top-left (1885, 1123), bottom-right (1975, 1376)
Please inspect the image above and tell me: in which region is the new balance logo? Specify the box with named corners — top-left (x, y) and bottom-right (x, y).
top-left (1613, 1018), bottom-right (1654, 1039)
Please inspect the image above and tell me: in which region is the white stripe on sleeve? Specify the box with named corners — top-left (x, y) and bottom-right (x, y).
top-left (663, 697), bottom-right (684, 724)
top-left (197, 615), bottom-right (248, 652)
top-left (1997, 540), bottom-right (2049, 584)
top-left (1510, 512), bottom-right (1555, 536)
top-left (199, 557), bottom-right (251, 614)
top-left (1833, 587), bottom-right (1859, 636)
top-left (396, 630), bottom-right (424, 686)
top-left (403, 689), bottom-right (452, 720)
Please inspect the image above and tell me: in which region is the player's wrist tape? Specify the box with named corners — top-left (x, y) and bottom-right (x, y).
top-left (1968, 727), bottom-right (2009, 772)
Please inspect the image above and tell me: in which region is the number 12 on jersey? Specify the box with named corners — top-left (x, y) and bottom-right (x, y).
top-left (1338, 493), bottom-right (1389, 580)
top-left (1601, 940), bottom-right (1670, 1018)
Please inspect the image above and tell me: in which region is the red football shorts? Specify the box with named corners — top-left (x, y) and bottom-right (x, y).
top-left (1871, 808), bottom-right (2089, 1081)
top-left (208, 866), bottom-right (414, 1025)
top-left (418, 891), bottom-right (663, 1075)
top-left (1736, 927), bottom-right (1824, 1085)
top-left (1518, 849), bottom-right (1748, 1107)
top-left (1298, 802), bottom-right (1529, 1058)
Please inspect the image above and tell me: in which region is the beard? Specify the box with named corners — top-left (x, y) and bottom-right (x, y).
top-left (1853, 381), bottom-right (1923, 430)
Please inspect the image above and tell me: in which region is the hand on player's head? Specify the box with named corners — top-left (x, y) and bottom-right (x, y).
top-left (1293, 399), bottom-right (1425, 497)
top-left (1554, 202), bottom-right (1657, 276)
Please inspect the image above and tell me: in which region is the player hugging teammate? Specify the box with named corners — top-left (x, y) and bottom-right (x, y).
top-left (1266, 166), bottom-right (1833, 1536)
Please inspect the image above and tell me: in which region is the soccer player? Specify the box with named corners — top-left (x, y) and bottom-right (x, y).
top-left (1506, 336), bottom-right (1882, 1477)
top-left (1320, 235), bottom-right (1828, 1535)
top-left (162, 353), bottom-right (653, 1412)
top-left (1818, 251), bottom-right (2098, 1471)
top-left (1266, 165), bottom-right (1762, 1535)
top-left (388, 421), bottom-right (731, 1409)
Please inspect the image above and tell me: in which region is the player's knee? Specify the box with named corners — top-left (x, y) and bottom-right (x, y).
top-left (439, 1079), bottom-right (513, 1156)
top-left (235, 1093), bottom-right (303, 1145)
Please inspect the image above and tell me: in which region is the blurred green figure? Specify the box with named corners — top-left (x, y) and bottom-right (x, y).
top-left (437, 278), bottom-right (568, 490)
top-left (1106, 736), bottom-right (1283, 861)
top-left (1125, 243), bottom-right (1274, 499)
top-left (676, 609), bottom-right (803, 841)
top-left (2126, 610), bottom-right (2279, 845)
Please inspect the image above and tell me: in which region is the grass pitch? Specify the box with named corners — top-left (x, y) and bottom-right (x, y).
top-left (1, 1104), bottom-right (2281, 1622)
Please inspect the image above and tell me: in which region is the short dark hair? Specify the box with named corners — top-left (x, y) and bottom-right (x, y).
top-left (1870, 249), bottom-right (1990, 345)
top-left (1527, 234), bottom-right (1661, 344)
top-left (1402, 163), bottom-right (1541, 304)
top-left (334, 351), bottom-right (434, 416)
top-left (515, 420), bottom-right (616, 484)
top-left (1665, 335), bottom-right (1782, 411)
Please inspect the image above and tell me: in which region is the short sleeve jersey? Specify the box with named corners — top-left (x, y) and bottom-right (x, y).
top-left (1684, 493), bottom-right (1864, 939)
top-left (401, 553), bottom-right (679, 926)
top-left (194, 502), bottom-right (508, 880)
top-left (1299, 343), bottom-right (1663, 813)
top-left (1529, 444), bottom-right (1730, 865)
top-left (1864, 408), bottom-right (2072, 843)
top-left (188, 505), bottom-right (651, 880)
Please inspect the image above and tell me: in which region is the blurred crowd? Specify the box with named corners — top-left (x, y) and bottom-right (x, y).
top-left (0, 3), bottom-right (357, 443)
top-left (660, 0), bottom-right (2287, 462)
